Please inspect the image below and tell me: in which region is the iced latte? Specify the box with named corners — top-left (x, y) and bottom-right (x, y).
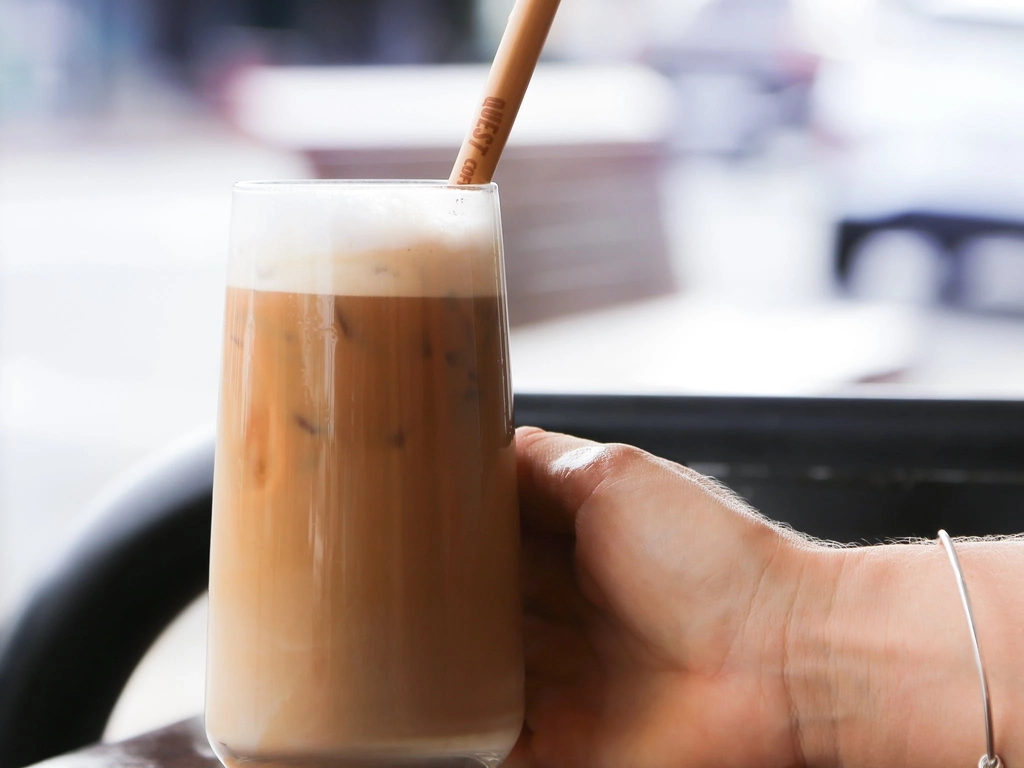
top-left (206, 182), bottom-right (523, 767)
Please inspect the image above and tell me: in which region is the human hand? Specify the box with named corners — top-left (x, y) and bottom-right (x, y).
top-left (507, 429), bottom-right (1024, 768)
top-left (508, 428), bottom-right (819, 767)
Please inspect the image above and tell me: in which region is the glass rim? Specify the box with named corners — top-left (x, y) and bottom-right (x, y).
top-left (234, 180), bottom-right (498, 193)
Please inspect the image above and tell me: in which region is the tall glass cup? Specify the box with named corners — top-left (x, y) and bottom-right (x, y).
top-left (206, 181), bottom-right (523, 767)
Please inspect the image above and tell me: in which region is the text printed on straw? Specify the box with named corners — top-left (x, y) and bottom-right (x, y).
top-left (455, 97), bottom-right (507, 185)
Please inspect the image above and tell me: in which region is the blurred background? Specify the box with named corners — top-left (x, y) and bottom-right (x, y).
top-left (2, 0), bottom-right (1024, 745)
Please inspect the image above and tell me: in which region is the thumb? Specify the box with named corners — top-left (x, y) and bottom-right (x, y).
top-left (516, 426), bottom-right (762, 538)
top-left (515, 427), bottom-right (785, 657)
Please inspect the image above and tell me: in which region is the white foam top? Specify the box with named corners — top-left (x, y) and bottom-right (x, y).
top-left (228, 182), bottom-right (502, 297)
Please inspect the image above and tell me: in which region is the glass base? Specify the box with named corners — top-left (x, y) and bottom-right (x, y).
top-left (210, 740), bottom-right (510, 768)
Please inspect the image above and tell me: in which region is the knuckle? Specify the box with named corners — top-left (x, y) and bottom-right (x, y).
top-left (577, 443), bottom-right (655, 511)
top-left (593, 443), bottom-right (650, 477)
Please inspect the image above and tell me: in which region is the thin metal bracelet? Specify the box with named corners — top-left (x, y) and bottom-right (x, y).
top-left (938, 530), bottom-right (1004, 768)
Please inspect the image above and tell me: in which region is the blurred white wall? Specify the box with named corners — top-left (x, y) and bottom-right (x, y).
top-left (0, 127), bottom-right (308, 615)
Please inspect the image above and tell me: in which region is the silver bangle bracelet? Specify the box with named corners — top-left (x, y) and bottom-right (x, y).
top-left (938, 530), bottom-right (1004, 768)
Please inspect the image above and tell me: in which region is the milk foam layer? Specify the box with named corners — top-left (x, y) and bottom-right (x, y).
top-left (228, 182), bottom-right (502, 298)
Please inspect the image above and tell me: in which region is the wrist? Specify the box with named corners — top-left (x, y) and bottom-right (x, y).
top-left (789, 541), bottom-right (1024, 768)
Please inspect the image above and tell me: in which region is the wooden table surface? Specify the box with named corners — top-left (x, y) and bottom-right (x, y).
top-left (30, 718), bottom-right (216, 768)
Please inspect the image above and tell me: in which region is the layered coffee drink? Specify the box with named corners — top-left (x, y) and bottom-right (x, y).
top-left (206, 182), bottom-right (523, 767)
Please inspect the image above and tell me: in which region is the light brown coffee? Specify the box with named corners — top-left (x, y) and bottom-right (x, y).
top-left (206, 277), bottom-right (522, 766)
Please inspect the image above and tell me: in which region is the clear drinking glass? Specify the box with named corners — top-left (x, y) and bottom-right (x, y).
top-left (206, 181), bottom-right (523, 768)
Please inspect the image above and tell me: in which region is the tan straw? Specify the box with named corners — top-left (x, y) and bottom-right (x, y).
top-left (449, 0), bottom-right (562, 185)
